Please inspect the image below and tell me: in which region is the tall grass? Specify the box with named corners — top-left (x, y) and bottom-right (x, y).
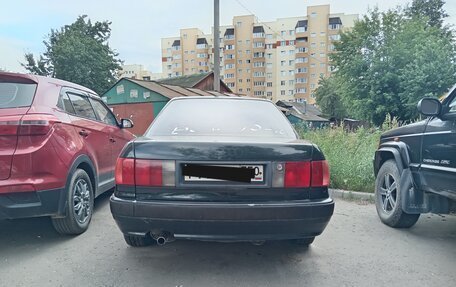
top-left (297, 125), bottom-right (382, 193)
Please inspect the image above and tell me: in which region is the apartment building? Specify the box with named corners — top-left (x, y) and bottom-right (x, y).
top-left (120, 64), bottom-right (163, 81)
top-left (161, 5), bottom-right (357, 103)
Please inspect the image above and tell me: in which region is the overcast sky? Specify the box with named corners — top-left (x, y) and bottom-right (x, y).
top-left (1, 0), bottom-right (455, 73)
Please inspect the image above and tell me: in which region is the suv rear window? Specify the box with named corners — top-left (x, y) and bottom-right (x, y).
top-left (0, 82), bottom-right (37, 109)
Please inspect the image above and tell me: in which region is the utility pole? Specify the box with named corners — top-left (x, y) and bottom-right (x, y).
top-left (213, 0), bottom-right (220, 92)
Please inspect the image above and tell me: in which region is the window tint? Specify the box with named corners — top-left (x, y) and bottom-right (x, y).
top-left (89, 98), bottom-right (117, 126)
top-left (57, 93), bottom-right (76, 114)
top-left (0, 82), bottom-right (37, 109)
top-left (449, 96), bottom-right (456, 113)
top-left (67, 93), bottom-right (97, 120)
top-left (146, 99), bottom-right (296, 139)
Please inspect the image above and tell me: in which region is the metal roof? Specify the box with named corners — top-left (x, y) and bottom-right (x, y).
top-left (295, 20), bottom-right (308, 28)
top-left (253, 26), bottom-right (264, 33)
top-left (224, 28), bottom-right (234, 36)
top-left (329, 17), bottom-right (342, 25)
top-left (157, 72), bottom-right (211, 87)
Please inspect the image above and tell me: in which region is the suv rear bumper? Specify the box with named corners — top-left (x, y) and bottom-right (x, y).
top-left (110, 195), bottom-right (334, 241)
top-left (0, 188), bottom-right (65, 219)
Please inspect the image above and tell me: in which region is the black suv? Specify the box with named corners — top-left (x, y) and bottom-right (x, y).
top-left (373, 89), bottom-right (456, 228)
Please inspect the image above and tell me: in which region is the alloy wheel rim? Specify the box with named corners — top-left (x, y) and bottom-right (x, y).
top-left (379, 173), bottom-right (397, 213)
top-left (73, 179), bottom-right (91, 224)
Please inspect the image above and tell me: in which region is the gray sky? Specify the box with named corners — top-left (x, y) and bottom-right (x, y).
top-left (1, 0), bottom-right (455, 73)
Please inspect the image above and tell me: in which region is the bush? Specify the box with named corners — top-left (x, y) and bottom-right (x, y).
top-left (297, 125), bottom-right (382, 193)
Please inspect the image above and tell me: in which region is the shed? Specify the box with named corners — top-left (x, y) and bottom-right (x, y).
top-left (276, 100), bottom-right (329, 128)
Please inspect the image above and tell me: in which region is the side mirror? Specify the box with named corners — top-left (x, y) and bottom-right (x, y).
top-left (417, 98), bottom-right (442, 117)
top-left (120, 118), bottom-right (134, 129)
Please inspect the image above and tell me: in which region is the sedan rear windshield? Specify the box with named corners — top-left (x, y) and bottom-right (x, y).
top-left (0, 82), bottom-right (37, 109)
top-left (146, 98), bottom-right (297, 139)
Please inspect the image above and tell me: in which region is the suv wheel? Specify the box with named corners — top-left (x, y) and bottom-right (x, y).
top-left (52, 169), bottom-right (94, 235)
top-left (375, 160), bottom-right (420, 228)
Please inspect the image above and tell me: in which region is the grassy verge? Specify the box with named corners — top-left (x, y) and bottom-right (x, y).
top-left (297, 126), bottom-right (381, 193)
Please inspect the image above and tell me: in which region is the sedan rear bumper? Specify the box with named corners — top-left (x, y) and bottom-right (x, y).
top-left (110, 195), bottom-right (334, 241)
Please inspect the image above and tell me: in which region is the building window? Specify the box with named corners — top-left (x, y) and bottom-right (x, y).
top-left (311, 12), bottom-right (317, 17)
top-left (320, 53), bottom-right (326, 58)
top-left (253, 42), bottom-right (264, 48)
top-left (281, 90), bottom-right (285, 95)
top-left (225, 63), bottom-right (234, 69)
top-left (237, 21), bottom-right (242, 27)
top-left (196, 44), bottom-right (207, 49)
top-left (253, 52), bottom-right (264, 58)
top-left (225, 73), bottom-right (235, 78)
top-left (296, 47), bottom-right (307, 53)
top-left (238, 40), bottom-right (242, 44)
top-left (246, 59), bottom-right (251, 63)
top-left (265, 44), bottom-right (273, 49)
top-left (253, 71), bottom-right (265, 77)
top-left (296, 77), bottom-right (307, 83)
top-left (246, 50), bottom-right (251, 54)
top-left (281, 30), bottom-right (286, 36)
top-left (289, 70), bottom-right (294, 75)
top-left (224, 54), bottom-right (235, 59)
top-left (267, 73), bottom-right (272, 79)
top-left (311, 42), bottom-right (316, 48)
top-left (281, 70), bottom-right (287, 76)
top-left (329, 34), bottom-right (341, 41)
top-left (311, 32), bottom-right (316, 37)
top-left (310, 84), bottom-right (316, 89)
top-left (311, 73), bottom-right (316, 78)
top-left (289, 80), bottom-right (294, 85)
top-left (267, 82), bottom-right (273, 87)
top-left (281, 60), bottom-right (286, 66)
top-left (238, 69), bottom-right (242, 74)
top-left (266, 63), bottom-right (273, 69)
top-left (295, 57), bottom-right (308, 63)
top-left (289, 60), bottom-right (294, 66)
top-left (288, 90), bottom-right (294, 95)
top-left (253, 62), bottom-right (265, 67)
top-left (225, 44), bottom-right (235, 50)
top-left (296, 88), bottom-right (307, 93)
top-left (238, 79), bottom-right (243, 83)
top-left (329, 24), bottom-right (342, 30)
top-left (254, 81), bottom-right (264, 86)
top-left (289, 49), bottom-right (295, 55)
top-left (247, 78), bottom-right (251, 82)
top-left (296, 67), bottom-right (307, 73)
top-left (198, 53), bottom-right (208, 58)
top-left (281, 40), bottom-right (286, 46)
top-left (246, 69), bottom-right (251, 74)
top-left (280, 80), bottom-right (286, 86)
top-left (253, 32), bottom-right (265, 38)
top-left (289, 30), bottom-right (295, 36)
top-left (266, 34), bottom-right (273, 39)
top-left (227, 82), bottom-right (235, 88)
top-left (254, 91), bottom-right (265, 96)
top-left (267, 92), bottom-right (272, 97)
top-left (296, 26), bottom-right (307, 33)
top-left (266, 53), bottom-right (273, 59)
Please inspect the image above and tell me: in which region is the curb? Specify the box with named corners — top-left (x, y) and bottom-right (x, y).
top-left (329, 188), bottom-right (375, 202)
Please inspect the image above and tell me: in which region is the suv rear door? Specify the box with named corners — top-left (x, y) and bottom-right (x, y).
top-left (66, 91), bottom-right (112, 192)
top-left (0, 79), bottom-right (37, 180)
top-left (421, 95), bottom-right (456, 199)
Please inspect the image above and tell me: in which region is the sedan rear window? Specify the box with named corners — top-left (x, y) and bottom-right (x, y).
top-left (0, 83), bottom-right (37, 109)
top-left (146, 98), bottom-right (297, 139)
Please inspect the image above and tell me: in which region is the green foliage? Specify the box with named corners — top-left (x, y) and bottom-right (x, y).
top-left (298, 126), bottom-right (381, 192)
top-left (405, 0), bottom-right (448, 29)
top-left (22, 15), bottom-right (122, 95)
top-left (315, 76), bottom-right (347, 119)
top-left (316, 2), bottom-right (456, 126)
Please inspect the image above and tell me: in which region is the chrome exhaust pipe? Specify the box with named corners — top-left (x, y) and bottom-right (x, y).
top-left (156, 236), bottom-right (166, 246)
top-left (151, 232), bottom-right (174, 246)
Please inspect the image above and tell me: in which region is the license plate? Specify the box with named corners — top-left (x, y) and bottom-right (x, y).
top-left (184, 165), bottom-right (264, 182)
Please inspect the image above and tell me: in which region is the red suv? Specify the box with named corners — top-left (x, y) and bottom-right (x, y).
top-left (0, 72), bottom-right (134, 234)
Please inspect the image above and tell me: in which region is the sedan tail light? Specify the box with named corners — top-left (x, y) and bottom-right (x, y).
top-left (0, 114), bottom-right (60, 136)
top-left (115, 158), bottom-right (175, 187)
top-left (278, 160), bottom-right (329, 188)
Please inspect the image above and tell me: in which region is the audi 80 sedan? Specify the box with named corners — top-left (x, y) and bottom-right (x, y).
top-left (110, 97), bottom-right (333, 247)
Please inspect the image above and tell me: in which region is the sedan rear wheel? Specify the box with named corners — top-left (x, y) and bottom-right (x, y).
top-left (375, 160), bottom-right (420, 228)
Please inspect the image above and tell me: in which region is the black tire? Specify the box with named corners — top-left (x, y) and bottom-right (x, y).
top-left (52, 169), bottom-right (94, 235)
top-left (375, 160), bottom-right (420, 228)
top-left (123, 234), bottom-right (154, 247)
top-left (291, 237), bottom-right (315, 246)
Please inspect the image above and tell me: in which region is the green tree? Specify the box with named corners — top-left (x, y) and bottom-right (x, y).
top-left (22, 15), bottom-right (122, 94)
top-left (322, 7), bottom-right (456, 125)
top-left (405, 0), bottom-right (448, 29)
top-left (315, 76), bottom-right (347, 120)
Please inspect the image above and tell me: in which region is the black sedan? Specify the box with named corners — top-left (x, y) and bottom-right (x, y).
top-left (110, 97), bottom-right (334, 247)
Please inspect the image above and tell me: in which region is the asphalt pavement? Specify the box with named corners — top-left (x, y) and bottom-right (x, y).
top-left (0, 192), bottom-right (455, 287)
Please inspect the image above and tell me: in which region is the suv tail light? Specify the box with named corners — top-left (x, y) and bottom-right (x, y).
top-left (115, 158), bottom-right (175, 187)
top-left (281, 160), bottom-right (329, 188)
top-left (0, 114), bottom-right (60, 136)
